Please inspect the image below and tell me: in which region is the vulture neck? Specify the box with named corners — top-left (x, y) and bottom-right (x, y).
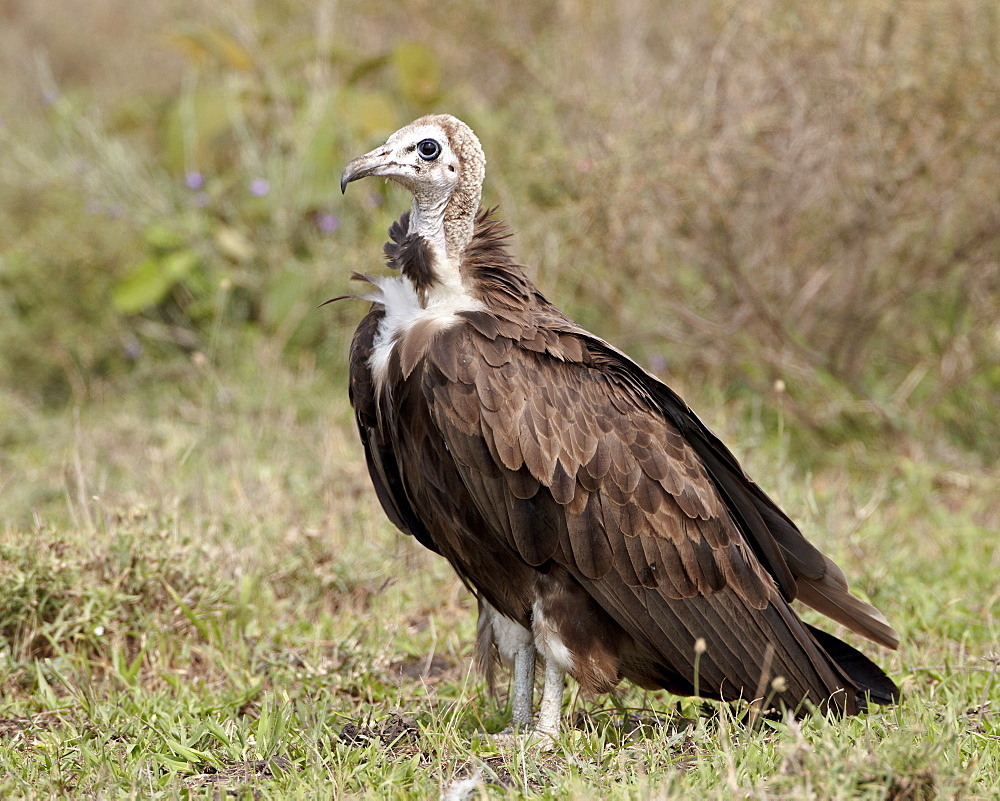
top-left (405, 172), bottom-right (482, 304)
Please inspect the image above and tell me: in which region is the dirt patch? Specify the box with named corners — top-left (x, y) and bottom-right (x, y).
top-left (572, 706), bottom-right (698, 743)
top-left (339, 711), bottom-right (422, 755)
top-left (389, 653), bottom-right (457, 684)
top-left (864, 770), bottom-right (936, 801)
top-left (183, 757), bottom-right (293, 795)
top-left (458, 756), bottom-right (517, 789)
top-left (0, 712), bottom-right (59, 745)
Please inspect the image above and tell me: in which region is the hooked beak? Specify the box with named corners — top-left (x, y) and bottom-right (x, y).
top-left (340, 146), bottom-right (393, 194)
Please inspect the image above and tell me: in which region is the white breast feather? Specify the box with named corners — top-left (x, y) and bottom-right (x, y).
top-left (365, 273), bottom-right (485, 391)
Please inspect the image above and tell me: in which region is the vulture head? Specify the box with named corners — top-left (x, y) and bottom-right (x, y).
top-left (341, 115), bottom-right (486, 260)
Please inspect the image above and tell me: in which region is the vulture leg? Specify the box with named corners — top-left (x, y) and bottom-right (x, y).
top-left (510, 643), bottom-right (536, 729)
top-left (478, 604), bottom-right (538, 732)
top-left (535, 660), bottom-right (565, 737)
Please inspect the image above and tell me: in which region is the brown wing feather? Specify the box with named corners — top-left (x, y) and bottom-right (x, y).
top-left (459, 209), bottom-right (895, 653)
top-left (347, 208), bottom-right (896, 714)
top-left (426, 324), bottom-right (773, 606)
top-left (582, 336), bottom-right (899, 650)
top-left (421, 323), bottom-right (878, 711)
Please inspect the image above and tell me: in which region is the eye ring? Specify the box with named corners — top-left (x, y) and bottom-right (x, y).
top-left (417, 139), bottom-right (441, 161)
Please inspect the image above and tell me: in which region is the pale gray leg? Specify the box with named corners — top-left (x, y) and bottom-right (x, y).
top-left (479, 606), bottom-right (536, 735)
top-left (534, 659), bottom-right (565, 738)
top-left (509, 643), bottom-right (536, 729)
top-left (491, 656), bottom-right (560, 749)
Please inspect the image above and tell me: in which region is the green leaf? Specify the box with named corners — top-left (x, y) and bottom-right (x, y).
top-left (112, 259), bottom-right (173, 314)
top-left (162, 249), bottom-right (199, 281)
top-left (153, 754), bottom-right (190, 773)
top-left (202, 718), bottom-right (234, 749)
top-left (255, 694), bottom-right (288, 760)
top-left (111, 643), bottom-right (147, 686)
top-left (164, 738), bottom-right (211, 765)
top-left (162, 581), bottom-right (211, 641)
top-left (144, 222), bottom-right (185, 252)
top-left (34, 662), bottom-right (59, 709)
top-left (112, 251), bottom-right (198, 314)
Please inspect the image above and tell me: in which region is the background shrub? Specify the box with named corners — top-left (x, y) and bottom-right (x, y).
top-left (1, 0), bottom-right (997, 460)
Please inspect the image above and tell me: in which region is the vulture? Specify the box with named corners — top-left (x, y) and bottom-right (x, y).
top-left (339, 114), bottom-right (899, 738)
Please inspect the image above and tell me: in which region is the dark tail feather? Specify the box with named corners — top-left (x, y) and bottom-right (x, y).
top-left (808, 624), bottom-right (900, 708)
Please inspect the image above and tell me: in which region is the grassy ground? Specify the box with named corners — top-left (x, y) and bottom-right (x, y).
top-left (2, 0), bottom-right (999, 797)
top-left (1, 350), bottom-right (997, 797)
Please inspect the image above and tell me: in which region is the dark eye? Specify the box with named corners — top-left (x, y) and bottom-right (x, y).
top-left (417, 139), bottom-right (441, 161)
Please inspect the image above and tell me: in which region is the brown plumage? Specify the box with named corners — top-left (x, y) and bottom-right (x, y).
top-left (340, 115), bottom-right (898, 736)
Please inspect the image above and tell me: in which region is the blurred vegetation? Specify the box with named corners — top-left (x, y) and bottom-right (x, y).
top-left (1, 0), bottom-right (999, 466)
top-left (1, 2), bottom-right (999, 795)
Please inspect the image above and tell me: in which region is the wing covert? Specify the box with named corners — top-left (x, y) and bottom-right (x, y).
top-left (422, 323), bottom-right (775, 611)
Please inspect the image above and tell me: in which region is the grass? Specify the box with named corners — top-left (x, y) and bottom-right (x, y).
top-left (1, 352), bottom-right (997, 797)
top-left (1, 0), bottom-right (999, 796)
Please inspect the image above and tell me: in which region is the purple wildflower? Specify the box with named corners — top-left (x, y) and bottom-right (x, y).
top-left (249, 178), bottom-right (270, 197)
top-left (314, 213), bottom-right (340, 233)
top-left (185, 171), bottom-right (205, 190)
